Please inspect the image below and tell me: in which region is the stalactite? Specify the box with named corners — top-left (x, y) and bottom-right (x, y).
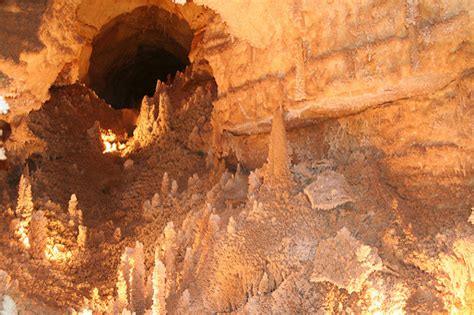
top-left (294, 38), bottom-right (306, 101)
top-left (406, 0), bottom-right (420, 70)
top-left (28, 210), bottom-right (48, 259)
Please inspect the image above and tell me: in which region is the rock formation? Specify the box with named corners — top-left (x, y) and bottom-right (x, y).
top-left (0, 0), bottom-right (472, 313)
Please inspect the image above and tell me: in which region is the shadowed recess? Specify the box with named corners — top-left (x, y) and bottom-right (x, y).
top-left (87, 6), bottom-right (192, 109)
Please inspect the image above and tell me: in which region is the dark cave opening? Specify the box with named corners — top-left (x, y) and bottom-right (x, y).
top-left (86, 6), bottom-right (193, 110)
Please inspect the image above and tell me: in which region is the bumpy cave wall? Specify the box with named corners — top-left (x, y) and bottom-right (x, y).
top-left (0, 0), bottom-right (472, 313)
top-left (0, 1), bottom-right (472, 119)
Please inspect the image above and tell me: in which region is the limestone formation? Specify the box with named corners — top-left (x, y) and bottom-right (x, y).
top-left (264, 105), bottom-right (293, 190)
top-left (116, 269), bottom-right (128, 311)
top-left (130, 242), bottom-right (146, 313)
top-left (304, 170), bottom-right (354, 210)
top-left (152, 249), bottom-right (167, 315)
top-left (15, 175), bottom-right (33, 226)
top-left (68, 194), bottom-right (83, 226)
top-left (161, 173), bottom-right (170, 196)
top-left (28, 210), bottom-right (48, 259)
top-left (310, 228), bottom-right (383, 293)
top-left (0, 0), bottom-right (471, 313)
top-left (15, 174), bottom-right (34, 248)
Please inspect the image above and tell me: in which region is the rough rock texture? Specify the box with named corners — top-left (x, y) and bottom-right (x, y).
top-left (0, 0), bottom-right (472, 314)
top-left (304, 170), bottom-right (354, 210)
top-left (310, 227), bottom-right (383, 293)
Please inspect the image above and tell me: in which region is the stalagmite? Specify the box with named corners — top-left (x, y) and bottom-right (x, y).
top-left (161, 173), bottom-right (170, 196)
top-left (163, 223), bottom-right (177, 298)
top-left (0, 1), bottom-right (471, 313)
top-left (152, 249), bottom-right (167, 315)
top-left (77, 225), bottom-right (87, 248)
top-left (113, 228), bottom-right (122, 242)
top-left (130, 242), bottom-right (146, 313)
top-left (143, 200), bottom-right (154, 221)
top-left (187, 174), bottom-right (199, 188)
top-left (134, 97), bottom-right (157, 147)
top-left (152, 193), bottom-right (161, 208)
top-left (15, 174), bottom-right (34, 247)
top-left (265, 105), bottom-right (293, 190)
top-left (116, 269), bottom-right (128, 311)
top-left (181, 247), bottom-right (193, 289)
top-left (68, 194), bottom-right (83, 226)
top-left (90, 287), bottom-right (104, 312)
top-left (170, 180), bottom-right (178, 197)
top-left (177, 290), bottom-right (190, 313)
top-left (145, 274), bottom-right (153, 310)
top-left (119, 247), bottom-right (134, 305)
top-left (157, 92), bottom-right (171, 133)
top-left (28, 210), bottom-right (48, 259)
top-left (16, 175), bottom-right (34, 221)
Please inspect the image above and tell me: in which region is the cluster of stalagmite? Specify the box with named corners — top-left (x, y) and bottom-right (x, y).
top-left (109, 241), bottom-right (169, 314)
top-left (132, 83), bottom-right (172, 149)
top-left (7, 174), bottom-right (89, 264)
top-left (0, 1), bottom-right (472, 312)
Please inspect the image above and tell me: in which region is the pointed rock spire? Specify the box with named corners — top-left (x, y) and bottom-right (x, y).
top-left (161, 172), bottom-right (170, 196)
top-left (265, 105), bottom-right (293, 189)
top-left (157, 91), bottom-right (171, 133)
top-left (16, 174), bottom-right (33, 224)
top-left (152, 248), bottom-right (167, 315)
top-left (130, 242), bottom-right (146, 313)
top-left (15, 174), bottom-right (34, 247)
top-left (29, 210), bottom-right (48, 259)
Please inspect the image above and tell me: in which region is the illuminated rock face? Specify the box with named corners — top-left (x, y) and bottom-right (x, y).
top-left (0, 0), bottom-right (472, 314)
top-left (310, 228), bottom-right (383, 294)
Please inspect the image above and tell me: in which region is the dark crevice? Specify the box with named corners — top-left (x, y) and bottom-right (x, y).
top-left (87, 6), bottom-right (193, 110)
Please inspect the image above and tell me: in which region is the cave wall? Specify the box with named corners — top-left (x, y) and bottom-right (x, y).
top-left (1, 1), bottom-right (472, 122)
top-left (191, 0), bottom-right (473, 134)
